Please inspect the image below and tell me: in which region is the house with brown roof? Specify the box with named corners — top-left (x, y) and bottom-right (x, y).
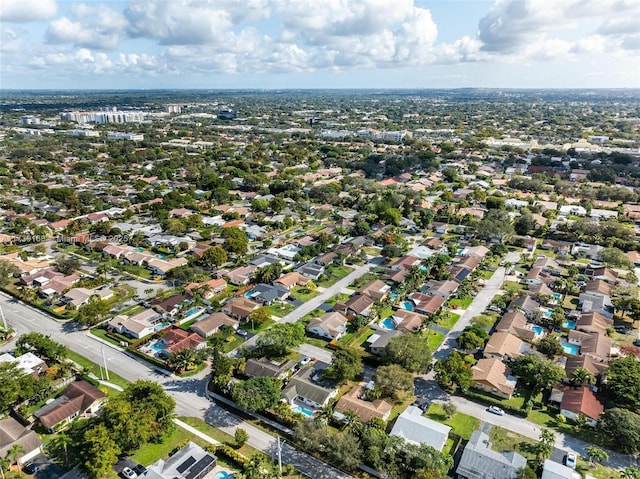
top-left (158, 328), bottom-right (206, 356)
top-left (33, 380), bottom-right (105, 432)
top-left (552, 385), bottom-right (604, 427)
top-left (358, 279), bottom-right (391, 301)
top-left (185, 278), bottom-right (227, 298)
top-left (525, 267), bottom-right (554, 285)
top-left (575, 311), bottom-right (613, 336)
top-left (221, 265), bottom-right (256, 285)
top-left (495, 311), bottom-right (538, 341)
top-left (108, 309), bottom-right (162, 339)
top-left (585, 266), bottom-right (619, 284)
top-left (242, 357), bottom-right (296, 380)
top-left (392, 309), bottom-right (425, 333)
top-left (222, 297), bottom-right (259, 320)
top-left (307, 312), bottom-right (348, 340)
top-left (564, 355), bottom-right (607, 379)
top-left (484, 332), bottom-right (528, 361)
top-left (334, 385), bottom-right (393, 424)
top-left (335, 294), bottom-right (375, 317)
top-left (584, 280), bottom-right (614, 297)
top-left (406, 292), bottom-right (445, 314)
top-left (391, 255), bottom-right (421, 271)
top-left (422, 279), bottom-right (459, 299)
top-left (472, 358), bottom-right (518, 399)
top-left (190, 312), bottom-right (238, 338)
top-left (152, 293), bottom-right (189, 317)
top-left (274, 271), bottom-right (310, 290)
top-left (567, 330), bottom-right (610, 361)
top-left (0, 417), bottom-right (42, 464)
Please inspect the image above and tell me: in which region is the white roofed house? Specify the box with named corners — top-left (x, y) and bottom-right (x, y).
top-left (107, 309), bottom-right (162, 339)
top-left (306, 311), bottom-right (348, 340)
top-left (390, 406), bottom-right (451, 452)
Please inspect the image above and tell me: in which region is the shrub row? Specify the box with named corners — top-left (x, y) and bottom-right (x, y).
top-left (125, 346), bottom-right (168, 370)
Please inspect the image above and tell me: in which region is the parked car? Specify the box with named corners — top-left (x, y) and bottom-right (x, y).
top-left (299, 356), bottom-right (311, 366)
top-left (121, 467), bottom-right (138, 479)
top-left (236, 329), bottom-right (248, 337)
top-left (487, 406), bottom-right (505, 416)
top-left (133, 465), bottom-right (148, 476)
top-left (564, 453), bottom-right (577, 469)
top-left (24, 463), bottom-right (39, 475)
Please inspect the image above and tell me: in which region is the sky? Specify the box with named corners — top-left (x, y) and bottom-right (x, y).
top-left (1, 0), bottom-right (639, 90)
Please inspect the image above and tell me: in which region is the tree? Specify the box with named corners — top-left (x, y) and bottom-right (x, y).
top-left (50, 432), bottom-right (72, 468)
top-left (235, 428), bottom-right (249, 448)
top-left (15, 332), bottom-right (67, 363)
top-left (257, 322), bottom-right (305, 356)
top-left (514, 214), bottom-right (536, 235)
top-left (442, 402), bottom-right (457, 418)
top-left (167, 348), bottom-right (207, 373)
top-left (621, 467), bottom-right (640, 479)
top-left (598, 247), bottom-right (633, 269)
top-left (384, 334), bottom-right (432, 373)
top-left (254, 263), bottom-right (283, 284)
top-left (0, 260), bottom-right (19, 286)
top-left (6, 444), bottom-right (25, 465)
top-left (374, 364), bottom-right (414, 400)
top-left (327, 348), bottom-right (363, 384)
top-left (585, 445), bottom-right (608, 467)
top-left (516, 467), bottom-right (537, 479)
top-left (536, 336), bottom-right (564, 359)
top-left (232, 377), bottom-right (281, 412)
top-left (222, 227), bottom-right (249, 255)
top-left (80, 424), bottom-right (120, 479)
top-left (472, 209), bottom-right (514, 242)
top-left (248, 306), bottom-right (272, 328)
top-left (531, 429), bottom-right (555, 463)
top-left (570, 367), bottom-right (595, 386)
top-left (510, 355), bottom-right (565, 396)
top-left (603, 355), bottom-right (640, 410)
top-left (76, 298), bottom-right (111, 326)
top-left (0, 456), bottom-right (10, 479)
top-left (597, 408), bottom-right (640, 454)
top-left (434, 352), bottom-right (472, 393)
top-left (456, 330), bottom-right (486, 351)
top-left (199, 246), bottom-right (227, 267)
top-left (55, 256), bottom-right (81, 275)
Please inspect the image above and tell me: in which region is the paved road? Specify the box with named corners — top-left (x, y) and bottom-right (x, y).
top-left (296, 342), bottom-right (333, 364)
top-left (0, 293), bottom-right (352, 478)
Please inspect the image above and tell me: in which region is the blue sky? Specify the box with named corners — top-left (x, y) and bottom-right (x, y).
top-left (1, 0), bottom-right (639, 89)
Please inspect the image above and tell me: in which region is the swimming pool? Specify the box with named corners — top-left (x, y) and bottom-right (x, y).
top-left (380, 317), bottom-right (397, 330)
top-left (214, 472), bottom-right (233, 479)
top-left (390, 292), bottom-right (398, 299)
top-left (563, 320), bottom-right (576, 330)
top-left (531, 325), bottom-right (544, 336)
top-left (552, 293), bottom-right (562, 300)
top-left (544, 309), bottom-right (554, 318)
top-left (561, 343), bottom-right (579, 355)
top-left (150, 340), bottom-right (165, 353)
top-left (184, 307), bottom-right (201, 317)
top-left (136, 247), bottom-right (144, 252)
top-left (402, 301), bottom-right (415, 311)
top-left (292, 406), bottom-right (314, 418)
top-left (244, 290), bottom-right (258, 299)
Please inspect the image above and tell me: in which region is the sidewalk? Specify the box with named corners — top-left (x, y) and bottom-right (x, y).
top-left (174, 418), bottom-right (221, 446)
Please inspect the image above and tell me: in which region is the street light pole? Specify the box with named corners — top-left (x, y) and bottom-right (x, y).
top-left (101, 347), bottom-right (110, 381)
top-left (0, 306), bottom-right (7, 331)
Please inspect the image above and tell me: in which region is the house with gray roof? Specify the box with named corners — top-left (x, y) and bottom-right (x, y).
top-left (390, 406), bottom-right (451, 452)
top-left (281, 363), bottom-right (338, 409)
top-left (456, 430), bottom-right (527, 479)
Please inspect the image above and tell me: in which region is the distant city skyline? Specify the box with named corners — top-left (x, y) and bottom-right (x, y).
top-left (1, 0), bottom-right (639, 90)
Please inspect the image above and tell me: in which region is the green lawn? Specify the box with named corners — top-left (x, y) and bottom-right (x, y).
top-left (325, 292), bottom-right (351, 306)
top-left (347, 272), bottom-right (379, 290)
top-left (471, 313), bottom-right (499, 331)
top-left (575, 458), bottom-right (619, 479)
top-left (290, 286), bottom-right (319, 302)
top-left (178, 416), bottom-right (261, 457)
top-left (438, 312), bottom-right (461, 330)
top-left (426, 331), bottom-right (446, 350)
top-left (129, 427), bottom-right (205, 466)
top-left (425, 403), bottom-right (481, 440)
top-left (266, 303), bottom-right (296, 318)
top-left (90, 327), bottom-right (137, 347)
top-left (122, 264), bottom-right (152, 279)
top-left (480, 270), bottom-right (495, 280)
top-left (65, 350), bottom-right (129, 389)
top-left (449, 297), bottom-right (473, 309)
top-left (563, 295), bottom-right (579, 310)
top-left (488, 426), bottom-right (537, 459)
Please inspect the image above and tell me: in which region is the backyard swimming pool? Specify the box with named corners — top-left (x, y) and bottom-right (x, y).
top-left (563, 320), bottom-right (576, 330)
top-left (292, 406), bottom-right (314, 418)
top-left (531, 325), bottom-right (544, 336)
top-left (544, 309), bottom-right (554, 317)
top-left (150, 340), bottom-right (165, 353)
top-left (184, 307), bottom-right (202, 317)
top-left (380, 317), bottom-right (397, 330)
top-left (214, 472), bottom-right (233, 479)
top-left (402, 301), bottom-right (415, 311)
top-left (561, 343), bottom-right (579, 355)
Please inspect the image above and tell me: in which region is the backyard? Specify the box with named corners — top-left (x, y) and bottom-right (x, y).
top-left (425, 403), bottom-right (481, 440)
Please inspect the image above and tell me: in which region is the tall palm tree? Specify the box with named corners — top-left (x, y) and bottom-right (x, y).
top-left (7, 444), bottom-right (25, 465)
top-left (51, 432), bottom-right (72, 468)
top-left (585, 445), bottom-right (608, 467)
top-left (341, 410), bottom-right (360, 432)
top-left (0, 456), bottom-right (10, 479)
top-left (621, 467), bottom-right (640, 479)
top-left (316, 404), bottom-right (335, 425)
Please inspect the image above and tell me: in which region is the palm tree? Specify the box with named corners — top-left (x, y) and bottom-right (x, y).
top-left (7, 444), bottom-right (25, 465)
top-left (168, 349), bottom-right (198, 373)
top-left (341, 410), bottom-right (360, 432)
top-left (50, 432), bottom-right (72, 468)
top-left (584, 445), bottom-right (608, 467)
top-left (570, 367), bottom-right (595, 387)
top-left (0, 456), bottom-right (10, 479)
top-left (621, 467), bottom-right (640, 479)
top-left (316, 404), bottom-right (335, 424)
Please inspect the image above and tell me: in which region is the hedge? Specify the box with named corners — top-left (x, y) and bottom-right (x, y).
top-left (125, 346), bottom-right (169, 370)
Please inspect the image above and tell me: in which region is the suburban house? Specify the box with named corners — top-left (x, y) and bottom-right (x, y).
top-left (190, 312), bottom-right (238, 338)
top-left (274, 271), bottom-right (310, 290)
top-left (508, 295), bottom-right (542, 318)
top-left (62, 287), bottom-right (113, 308)
top-left (281, 364), bottom-right (338, 409)
top-left (550, 385), bottom-right (604, 427)
top-left (392, 309), bottom-right (425, 333)
top-left (221, 265), bottom-right (256, 285)
top-left (33, 380), bottom-right (106, 432)
top-left (406, 292), bottom-right (446, 314)
top-left (585, 266), bottom-right (618, 283)
top-left (0, 352), bottom-right (47, 377)
top-left (242, 357), bottom-right (296, 380)
top-left (390, 405), bottom-right (451, 451)
top-left (0, 417), bottom-right (43, 464)
top-left (147, 257), bottom-right (189, 278)
top-left (334, 385), bottom-right (393, 424)
top-left (563, 355), bottom-right (607, 379)
top-left (584, 280), bottom-right (614, 298)
top-left (456, 430), bottom-right (527, 479)
top-left (578, 292), bottom-right (613, 318)
top-left (107, 309), bottom-right (162, 339)
top-left (184, 278), bottom-right (227, 299)
top-left (295, 261), bottom-right (325, 280)
top-left (471, 358), bottom-right (518, 399)
top-left (422, 279), bottom-right (459, 299)
top-left (249, 283), bottom-right (289, 305)
top-left (367, 330), bottom-right (403, 356)
top-left (358, 279), bottom-right (391, 301)
top-left (306, 311), bottom-right (348, 340)
top-left (575, 311), bottom-right (613, 335)
top-left (525, 267), bottom-right (554, 285)
top-left (494, 311), bottom-right (537, 341)
top-left (566, 330), bottom-right (611, 361)
top-left (335, 294), bottom-right (375, 317)
top-left (153, 294), bottom-right (189, 317)
top-left (541, 459), bottom-right (583, 479)
top-left (222, 297), bottom-right (259, 321)
top-left (391, 255), bottom-right (421, 271)
top-left (156, 329), bottom-right (206, 356)
top-left (145, 441), bottom-right (216, 479)
top-left (483, 332), bottom-right (529, 361)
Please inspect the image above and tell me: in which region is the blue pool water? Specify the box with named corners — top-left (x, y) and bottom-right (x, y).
top-left (531, 325), bottom-right (544, 336)
top-left (150, 341), bottom-right (165, 353)
top-left (244, 289), bottom-right (258, 299)
top-left (154, 322), bottom-right (169, 331)
top-left (544, 309), bottom-right (553, 318)
top-left (457, 248), bottom-right (464, 256)
top-left (136, 247), bottom-right (144, 252)
top-left (381, 317), bottom-right (397, 330)
top-left (561, 343), bottom-right (579, 355)
top-left (553, 293), bottom-right (562, 300)
top-left (158, 253), bottom-right (166, 259)
top-left (402, 301), bottom-right (415, 311)
top-left (184, 307), bottom-right (201, 317)
top-left (214, 472), bottom-right (231, 479)
top-left (292, 406), bottom-right (314, 418)
top-left (563, 320), bottom-right (576, 330)
top-left (390, 292), bottom-right (398, 299)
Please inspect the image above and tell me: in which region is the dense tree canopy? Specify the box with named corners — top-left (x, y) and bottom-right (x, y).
top-left (603, 355), bottom-right (640, 410)
top-left (598, 408), bottom-right (640, 454)
top-left (232, 377), bottom-right (281, 412)
top-left (326, 348), bottom-right (364, 384)
top-left (384, 334), bottom-right (433, 373)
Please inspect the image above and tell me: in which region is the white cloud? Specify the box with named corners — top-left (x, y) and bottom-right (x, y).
top-left (46, 16), bottom-right (121, 50)
top-left (0, 28), bottom-right (25, 53)
top-left (0, 0), bottom-right (57, 22)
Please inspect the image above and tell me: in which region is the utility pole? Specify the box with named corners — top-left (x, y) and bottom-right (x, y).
top-left (101, 347), bottom-right (110, 381)
top-left (0, 306), bottom-right (6, 331)
top-left (276, 436), bottom-right (283, 477)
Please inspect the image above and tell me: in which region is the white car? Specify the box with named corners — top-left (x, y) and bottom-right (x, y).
top-left (122, 468), bottom-right (138, 479)
top-left (487, 406), bottom-right (505, 416)
top-left (565, 453), bottom-right (577, 469)
top-left (299, 356), bottom-right (311, 366)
